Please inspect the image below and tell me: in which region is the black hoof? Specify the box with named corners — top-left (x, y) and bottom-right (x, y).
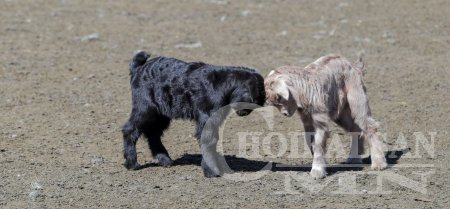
top-left (124, 161), bottom-right (140, 170)
top-left (156, 154), bottom-right (174, 167)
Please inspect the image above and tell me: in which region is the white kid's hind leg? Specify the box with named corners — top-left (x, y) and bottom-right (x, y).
top-left (365, 119), bottom-right (387, 170)
top-left (346, 80), bottom-right (387, 170)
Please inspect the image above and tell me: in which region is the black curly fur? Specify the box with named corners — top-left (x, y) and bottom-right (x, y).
top-left (122, 51), bottom-right (265, 176)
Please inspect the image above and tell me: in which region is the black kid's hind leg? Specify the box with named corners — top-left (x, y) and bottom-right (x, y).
top-left (142, 116), bottom-right (173, 167)
top-left (122, 103), bottom-right (154, 170)
top-left (122, 120), bottom-right (142, 170)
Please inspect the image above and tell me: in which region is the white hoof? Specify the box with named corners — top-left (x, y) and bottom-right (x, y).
top-left (371, 158), bottom-right (387, 170)
top-left (310, 166), bottom-right (327, 179)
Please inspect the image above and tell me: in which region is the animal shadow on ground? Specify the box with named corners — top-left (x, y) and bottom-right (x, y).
top-left (325, 148), bottom-right (410, 174)
top-left (134, 148), bottom-right (409, 174)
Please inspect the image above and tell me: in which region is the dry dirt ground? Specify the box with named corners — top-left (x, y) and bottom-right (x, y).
top-left (1, 0), bottom-right (449, 208)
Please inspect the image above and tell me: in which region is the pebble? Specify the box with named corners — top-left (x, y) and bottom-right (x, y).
top-left (240, 10), bottom-right (251, 17)
top-left (220, 15), bottom-right (227, 22)
top-left (29, 182), bottom-right (43, 202)
top-left (208, 0), bottom-right (228, 5)
top-left (80, 33), bottom-right (99, 42)
top-left (277, 31), bottom-right (288, 36)
top-left (174, 42), bottom-right (202, 49)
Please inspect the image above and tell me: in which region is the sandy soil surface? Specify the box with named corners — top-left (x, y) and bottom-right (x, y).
top-left (1, 0), bottom-right (449, 208)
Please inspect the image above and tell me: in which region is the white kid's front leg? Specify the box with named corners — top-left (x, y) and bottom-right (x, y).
top-left (310, 128), bottom-right (328, 179)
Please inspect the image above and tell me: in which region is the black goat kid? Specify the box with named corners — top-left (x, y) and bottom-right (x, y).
top-left (122, 51), bottom-right (265, 177)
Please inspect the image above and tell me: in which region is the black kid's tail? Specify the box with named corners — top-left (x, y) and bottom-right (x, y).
top-left (129, 51), bottom-right (150, 75)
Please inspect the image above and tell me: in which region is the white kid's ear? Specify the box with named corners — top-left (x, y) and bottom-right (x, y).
top-left (272, 79), bottom-right (290, 101)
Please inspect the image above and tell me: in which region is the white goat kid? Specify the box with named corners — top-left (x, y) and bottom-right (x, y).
top-left (264, 55), bottom-right (387, 179)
